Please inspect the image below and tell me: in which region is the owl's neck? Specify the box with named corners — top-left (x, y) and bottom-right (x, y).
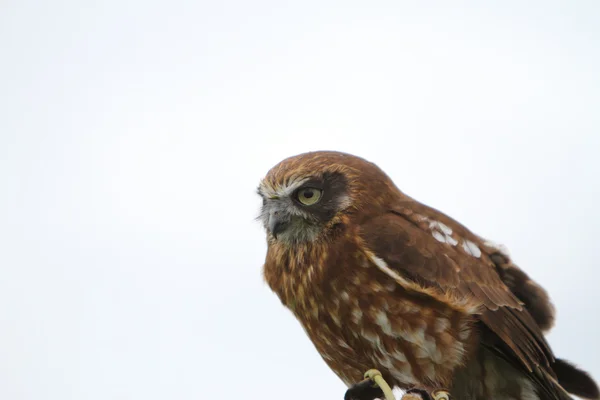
top-left (262, 240), bottom-right (330, 310)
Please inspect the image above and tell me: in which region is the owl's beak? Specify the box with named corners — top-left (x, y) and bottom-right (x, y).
top-left (268, 211), bottom-right (289, 239)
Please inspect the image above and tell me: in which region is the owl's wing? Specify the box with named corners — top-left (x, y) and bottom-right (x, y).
top-left (359, 206), bottom-right (555, 377)
top-left (482, 240), bottom-right (556, 333)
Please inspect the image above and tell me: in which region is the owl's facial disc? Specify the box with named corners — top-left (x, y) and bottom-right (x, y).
top-left (261, 191), bottom-right (323, 243)
top-left (257, 172), bottom-right (350, 244)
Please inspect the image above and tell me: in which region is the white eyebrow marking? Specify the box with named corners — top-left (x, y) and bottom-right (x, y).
top-left (259, 178), bottom-right (308, 198)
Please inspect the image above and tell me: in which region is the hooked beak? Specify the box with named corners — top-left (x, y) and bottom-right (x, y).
top-left (268, 211), bottom-right (289, 239)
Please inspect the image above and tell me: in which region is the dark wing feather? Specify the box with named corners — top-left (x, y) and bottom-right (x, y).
top-left (553, 359), bottom-right (600, 399)
top-left (359, 210), bottom-right (558, 385)
top-left (485, 245), bottom-right (557, 332)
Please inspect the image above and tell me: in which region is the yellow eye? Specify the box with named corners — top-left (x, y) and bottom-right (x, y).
top-left (296, 187), bottom-right (322, 205)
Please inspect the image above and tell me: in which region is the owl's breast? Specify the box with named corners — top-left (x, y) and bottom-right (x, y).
top-left (263, 241), bottom-right (476, 388)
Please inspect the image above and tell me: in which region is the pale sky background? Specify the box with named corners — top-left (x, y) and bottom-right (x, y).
top-left (1, 1), bottom-right (599, 399)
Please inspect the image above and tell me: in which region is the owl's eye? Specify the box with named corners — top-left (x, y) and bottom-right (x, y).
top-left (296, 187), bottom-right (322, 205)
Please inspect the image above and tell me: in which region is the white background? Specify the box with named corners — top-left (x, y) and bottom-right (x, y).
top-left (1, 1), bottom-right (599, 399)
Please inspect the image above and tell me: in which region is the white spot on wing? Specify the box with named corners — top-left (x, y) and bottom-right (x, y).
top-left (430, 221), bottom-right (453, 235)
top-left (462, 239), bottom-right (482, 258)
top-left (429, 220), bottom-right (458, 246)
top-left (445, 235), bottom-right (458, 246)
top-left (432, 230), bottom-right (446, 243)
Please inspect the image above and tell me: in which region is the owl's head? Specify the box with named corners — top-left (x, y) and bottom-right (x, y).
top-left (256, 151), bottom-right (399, 244)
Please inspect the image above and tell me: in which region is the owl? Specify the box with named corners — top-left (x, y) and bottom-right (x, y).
top-left (257, 151), bottom-right (598, 400)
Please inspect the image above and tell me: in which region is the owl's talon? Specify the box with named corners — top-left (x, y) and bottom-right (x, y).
top-left (364, 368), bottom-right (383, 381)
top-left (364, 369), bottom-right (396, 400)
top-left (431, 389), bottom-right (451, 400)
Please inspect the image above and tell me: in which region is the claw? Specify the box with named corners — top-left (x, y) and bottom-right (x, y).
top-left (363, 369), bottom-right (396, 400)
top-left (432, 389), bottom-right (451, 400)
top-left (345, 369), bottom-right (396, 400)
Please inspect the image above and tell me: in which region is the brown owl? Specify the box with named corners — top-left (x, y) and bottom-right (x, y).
top-left (257, 150), bottom-right (598, 400)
